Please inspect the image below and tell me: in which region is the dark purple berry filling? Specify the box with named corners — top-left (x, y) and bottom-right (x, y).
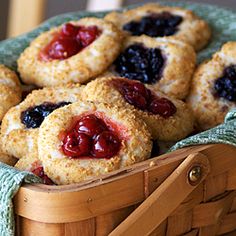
top-left (114, 43), bottom-right (165, 84)
top-left (111, 79), bottom-right (176, 118)
top-left (21, 101), bottom-right (71, 129)
top-left (123, 12), bottom-right (182, 37)
top-left (214, 65), bottom-right (236, 102)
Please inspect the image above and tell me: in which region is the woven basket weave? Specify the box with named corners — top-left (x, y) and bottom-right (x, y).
top-left (2, 2), bottom-right (236, 236)
top-left (14, 144), bottom-right (236, 236)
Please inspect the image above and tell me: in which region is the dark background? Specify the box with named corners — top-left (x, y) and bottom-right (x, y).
top-left (1, 0), bottom-right (236, 40)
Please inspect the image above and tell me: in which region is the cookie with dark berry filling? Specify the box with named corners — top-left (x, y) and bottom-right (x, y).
top-left (101, 35), bottom-right (196, 100)
top-left (83, 77), bottom-right (194, 141)
top-left (0, 84), bottom-right (83, 159)
top-left (187, 42), bottom-right (236, 130)
top-left (105, 3), bottom-right (211, 51)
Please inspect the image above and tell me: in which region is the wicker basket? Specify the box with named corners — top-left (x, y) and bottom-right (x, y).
top-left (13, 143), bottom-right (236, 236)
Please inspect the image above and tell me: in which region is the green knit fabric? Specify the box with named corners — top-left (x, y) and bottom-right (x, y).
top-left (0, 164), bottom-right (41, 236)
top-left (1, 2), bottom-right (236, 236)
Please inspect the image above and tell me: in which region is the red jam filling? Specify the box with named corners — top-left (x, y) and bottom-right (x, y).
top-left (39, 23), bottom-right (101, 61)
top-left (61, 114), bottom-right (121, 159)
top-left (31, 166), bottom-right (55, 185)
top-left (112, 79), bottom-right (177, 118)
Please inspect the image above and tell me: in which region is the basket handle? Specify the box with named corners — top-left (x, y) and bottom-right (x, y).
top-left (109, 152), bottom-right (210, 236)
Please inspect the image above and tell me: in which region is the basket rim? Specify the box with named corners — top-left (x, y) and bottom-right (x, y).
top-left (19, 144), bottom-right (216, 192)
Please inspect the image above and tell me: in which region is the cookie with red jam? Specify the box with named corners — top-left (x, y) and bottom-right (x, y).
top-left (0, 65), bottom-right (21, 121)
top-left (17, 17), bottom-right (123, 87)
top-left (105, 3), bottom-right (211, 51)
top-left (38, 101), bottom-right (152, 185)
top-left (83, 77), bottom-right (194, 141)
top-left (15, 156), bottom-right (54, 185)
top-left (187, 42), bottom-right (236, 130)
top-left (0, 84), bottom-right (83, 159)
top-left (101, 36), bottom-right (196, 99)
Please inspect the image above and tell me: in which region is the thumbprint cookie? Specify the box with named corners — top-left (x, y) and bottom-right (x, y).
top-left (17, 17), bottom-right (123, 87)
top-left (105, 3), bottom-right (211, 51)
top-left (15, 155), bottom-right (54, 185)
top-left (102, 36), bottom-right (196, 99)
top-left (188, 42), bottom-right (236, 130)
top-left (38, 101), bottom-right (152, 185)
top-left (0, 84), bottom-right (83, 159)
top-left (0, 65), bottom-right (21, 121)
top-left (83, 77), bottom-right (194, 141)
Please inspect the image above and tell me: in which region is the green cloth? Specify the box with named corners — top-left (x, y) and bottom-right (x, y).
top-left (0, 164), bottom-right (40, 236)
top-left (1, 1), bottom-right (236, 236)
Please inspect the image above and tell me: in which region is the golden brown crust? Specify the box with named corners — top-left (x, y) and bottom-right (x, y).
top-left (14, 155), bottom-right (40, 171)
top-left (0, 84), bottom-right (83, 159)
top-left (105, 3), bottom-right (211, 51)
top-left (83, 77), bottom-right (194, 141)
top-left (102, 36), bottom-right (196, 99)
top-left (17, 17), bottom-right (124, 87)
top-left (38, 101), bottom-right (152, 185)
top-left (0, 65), bottom-right (21, 121)
top-left (187, 42), bottom-right (236, 130)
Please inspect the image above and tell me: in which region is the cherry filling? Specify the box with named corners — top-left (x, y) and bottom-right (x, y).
top-left (39, 23), bottom-right (101, 61)
top-left (32, 166), bottom-right (54, 185)
top-left (112, 79), bottom-right (176, 118)
top-left (21, 101), bottom-right (71, 129)
top-left (214, 65), bottom-right (236, 102)
top-left (123, 12), bottom-right (183, 37)
top-left (61, 114), bottom-right (121, 159)
top-left (114, 43), bottom-right (165, 84)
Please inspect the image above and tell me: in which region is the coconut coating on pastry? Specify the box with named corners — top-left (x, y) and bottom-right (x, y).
top-left (102, 36), bottom-right (196, 99)
top-left (0, 65), bottom-right (21, 121)
top-left (105, 3), bottom-right (211, 51)
top-left (187, 42), bottom-right (236, 130)
top-left (15, 155), bottom-right (54, 185)
top-left (15, 155), bottom-right (40, 171)
top-left (17, 17), bottom-right (123, 87)
top-left (0, 84), bottom-right (83, 159)
top-left (83, 77), bottom-right (194, 141)
top-left (38, 101), bottom-right (152, 185)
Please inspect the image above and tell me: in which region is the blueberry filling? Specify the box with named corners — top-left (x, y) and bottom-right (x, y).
top-left (123, 12), bottom-right (182, 37)
top-left (21, 101), bottom-right (71, 128)
top-left (214, 65), bottom-right (236, 102)
top-left (114, 43), bottom-right (165, 84)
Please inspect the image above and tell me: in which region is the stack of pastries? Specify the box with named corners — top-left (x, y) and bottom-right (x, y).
top-left (0, 3), bottom-right (233, 185)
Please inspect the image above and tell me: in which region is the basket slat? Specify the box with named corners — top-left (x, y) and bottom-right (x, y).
top-left (192, 192), bottom-right (235, 228)
top-left (109, 153), bottom-right (210, 236)
top-left (166, 210), bottom-right (193, 235)
top-left (14, 144), bottom-right (236, 236)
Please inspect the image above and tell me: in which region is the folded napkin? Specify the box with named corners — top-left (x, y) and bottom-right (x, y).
top-left (1, 1), bottom-right (236, 236)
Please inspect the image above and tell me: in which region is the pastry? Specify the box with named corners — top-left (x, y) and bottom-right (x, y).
top-left (0, 84), bottom-right (83, 159)
top-left (187, 42), bottom-right (236, 130)
top-left (15, 155), bottom-right (54, 185)
top-left (17, 17), bottom-right (123, 87)
top-left (38, 101), bottom-right (152, 185)
top-left (83, 77), bottom-right (194, 141)
top-left (102, 36), bottom-right (196, 99)
top-left (0, 65), bottom-right (21, 121)
top-left (105, 3), bottom-right (211, 51)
